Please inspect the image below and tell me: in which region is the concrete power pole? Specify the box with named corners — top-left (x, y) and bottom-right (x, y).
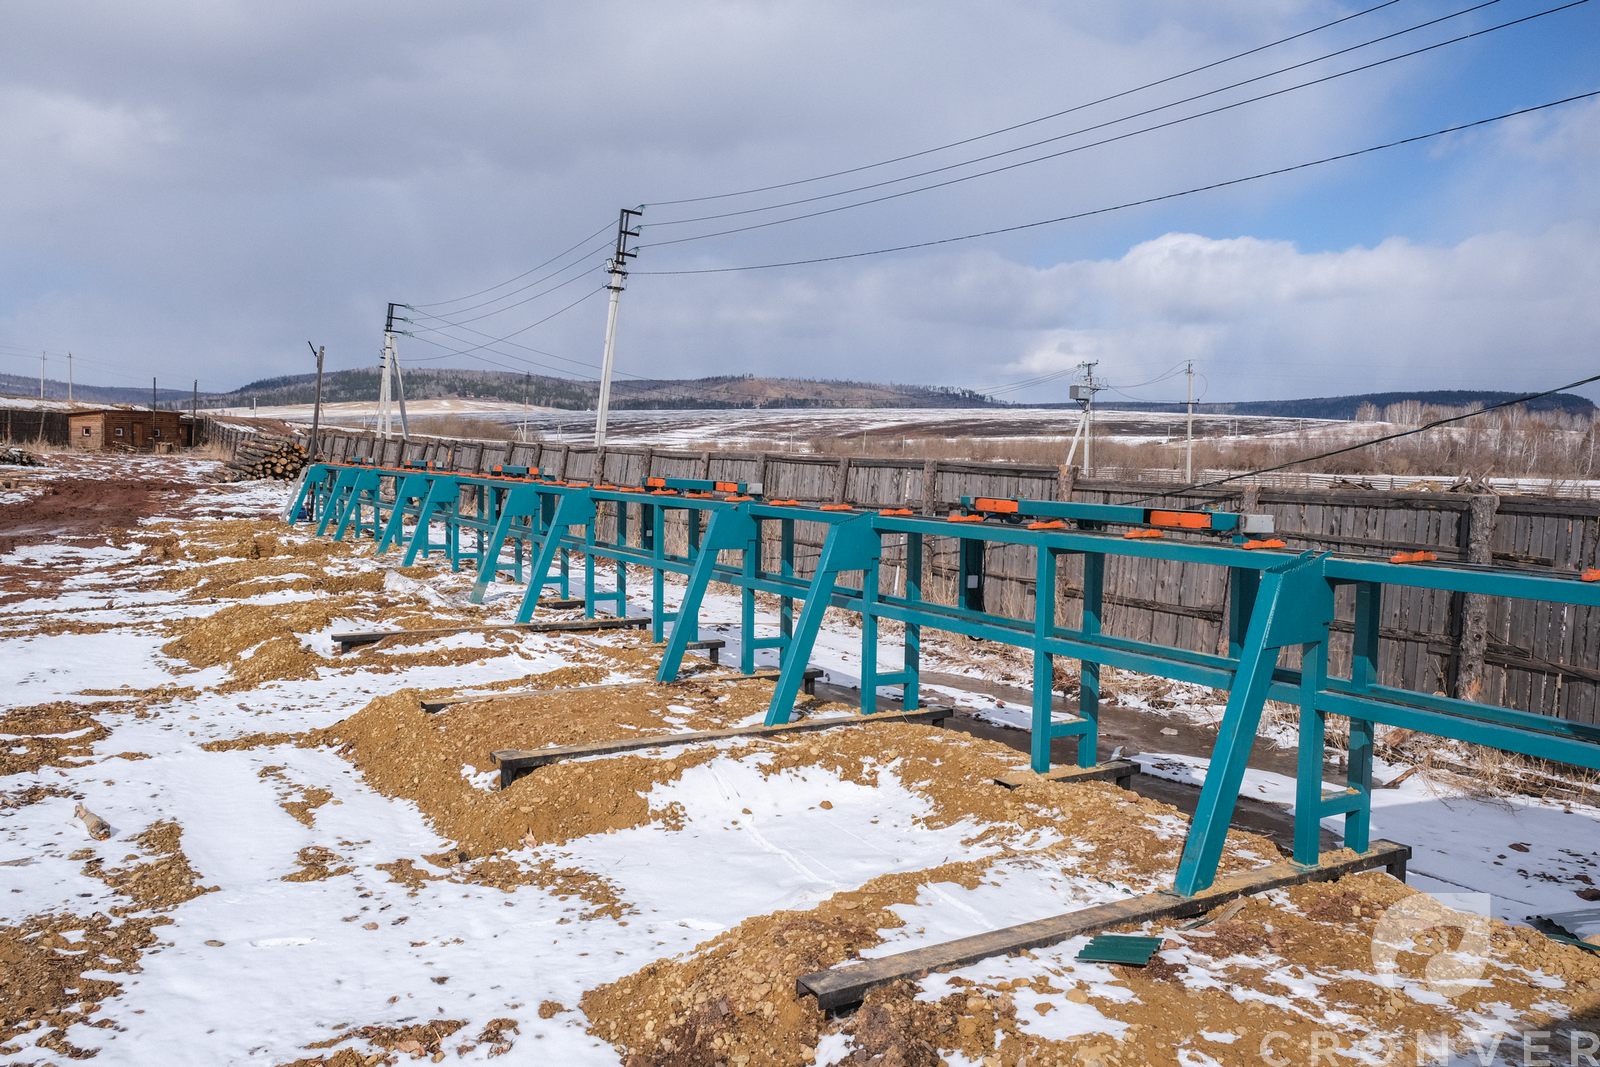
top-left (1068, 361), bottom-right (1101, 477)
top-left (67, 352), bottom-right (74, 403)
top-left (595, 206), bottom-right (643, 449)
top-left (39, 351), bottom-right (45, 400)
top-left (1185, 360), bottom-right (1195, 482)
top-left (307, 342), bottom-right (326, 460)
top-left (377, 303), bottom-right (410, 443)
top-left (378, 304), bottom-right (397, 438)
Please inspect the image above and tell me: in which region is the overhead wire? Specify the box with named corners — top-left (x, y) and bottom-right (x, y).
top-left (648, 0), bottom-right (1507, 231)
top-left (644, 0), bottom-right (1406, 207)
top-left (634, 89), bottom-right (1600, 276)
top-left (641, 0), bottom-right (1580, 251)
top-left (1116, 369), bottom-right (1600, 506)
top-left (409, 218), bottom-right (616, 309)
top-left (401, 254), bottom-right (610, 329)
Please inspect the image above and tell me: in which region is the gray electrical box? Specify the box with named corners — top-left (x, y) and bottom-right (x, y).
top-left (1069, 384), bottom-right (1096, 401)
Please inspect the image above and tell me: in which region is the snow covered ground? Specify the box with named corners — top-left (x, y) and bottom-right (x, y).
top-left (2, 456), bottom-right (1597, 1065)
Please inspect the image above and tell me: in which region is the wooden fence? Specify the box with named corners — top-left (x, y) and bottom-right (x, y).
top-left (0, 408), bottom-right (69, 446)
top-left (311, 429), bottom-right (1600, 725)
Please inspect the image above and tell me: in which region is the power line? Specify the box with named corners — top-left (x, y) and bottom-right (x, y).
top-left (642, 0), bottom-right (1578, 251)
top-left (634, 89), bottom-right (1600, 276)
top-left (409, 219), bottom-right (616, 309)
top-left (648, 0), bottom-right (1508, 231)
top-left (401, 259), bottom-right (607, 330)
top-left (644, 0), bottom-right (1405, 208)
top-left (1117, 369), bottom-right (1600, 506)
top-left (398, 286), bottom-right (607, 362)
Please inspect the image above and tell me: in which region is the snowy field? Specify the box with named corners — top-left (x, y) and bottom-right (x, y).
top-left (199, 402), bottom-right (1336, 450)
top-left (2, 454), bottom-right (1598, 1065)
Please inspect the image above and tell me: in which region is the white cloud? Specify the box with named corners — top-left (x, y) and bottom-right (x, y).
top-left (0, 1), bottom-right (1592, 403)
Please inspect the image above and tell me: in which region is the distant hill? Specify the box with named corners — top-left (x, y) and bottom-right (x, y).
top-left (1101, 389), bottom-right (1595, 420)
top-left (0, 373), bottom-right (197, 407)
top-left (3, 369), bottom-right (1591, 419)
top-left (201, 369), bottom-right (998, 411)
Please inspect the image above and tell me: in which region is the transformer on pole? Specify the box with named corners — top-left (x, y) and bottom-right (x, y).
top-left (1066, 361), bottom-right (1101, 475)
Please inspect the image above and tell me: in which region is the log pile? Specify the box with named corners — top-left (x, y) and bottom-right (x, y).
top-left (0, 446), bottom-right (43, 467)
top-left (217, 437), bottom-right (310, 482)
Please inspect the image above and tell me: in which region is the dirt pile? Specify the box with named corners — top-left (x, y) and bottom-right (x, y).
top-left (580, 775), bottom-right (1261, 1066)
top-left (162, 599), bottom-right (353, 691)
top-left (314, 676), bottom-right (863, 851)
top-left (835, 875), bottom-right (1600, 1066)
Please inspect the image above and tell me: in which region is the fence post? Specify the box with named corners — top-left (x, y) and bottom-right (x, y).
top-left (1453, 492), bottom-right (1500, 702)
top-left (835, 455), bottom-right (852, 503)
top-left (922, 459), bottom-right (940, 514)
top-left (1057, 463), bottom-right (1075, 502)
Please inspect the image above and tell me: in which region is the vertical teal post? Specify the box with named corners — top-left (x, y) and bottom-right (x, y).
top-left (861, 555), bottom-right (881, 714)
top-left (740, 517), bottom-right (760, 676)
top-left (1345, 582), bottom-right (1381, 853)
top-left (1078, 553), bottom-right (1104, 768)
top-left (1031, 546), bottom-right (1058, 772)
top-left (779, 519), bottom-right (795, 646)
top-left (1294, 639), bottom-right (1328, 865)
top-left (902, 531), bottom-right (922, 710)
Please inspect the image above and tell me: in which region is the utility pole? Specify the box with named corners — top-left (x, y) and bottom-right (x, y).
top-left (595, 206), bottom-right (644, 449)
top-left (378, 302), bottom-right (410, 442)
top-left (67, 352), bottom-right (74, 404)
top-left (39, 351), bottom-right (45, 400)
top-left (378, 304), bottom-right (397, 438)
top-left (1068, 361), bottom-right (1102, 476)
top-left (152, 377), bottom-right (158, 413)
top-left (521, 372), bottom-right (530, 444)
top-left (191, 379), bottom-right (198, 445)
top-left (307, 342), bottom-right (326, 459)
top-left (1185, 360), bottom-right (1195, 482)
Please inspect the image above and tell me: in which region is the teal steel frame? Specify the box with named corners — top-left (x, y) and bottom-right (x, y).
top-left (288, 460), bottom-right (1600, 897)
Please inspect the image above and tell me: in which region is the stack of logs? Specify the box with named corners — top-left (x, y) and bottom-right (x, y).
top-left (218, 436), bottom-right (310, 482)
top-left (0, 447), bottom-right (43, 467)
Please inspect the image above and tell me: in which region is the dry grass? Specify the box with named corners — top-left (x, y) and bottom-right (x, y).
top-left (404, 415), bottom-right (523, 442)
top-left (806, 406), bottom-right (1598, 484)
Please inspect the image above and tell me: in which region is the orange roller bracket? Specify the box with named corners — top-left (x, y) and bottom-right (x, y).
top-left (1149, 510), bottom-right (1211, 529)
top-left (1124, 529), bottom-right (1164, 539)
top-left (1242, 538), bottom-right (1287, 550)
top-left (1026, 520), bottom-right (1066, 530)
top-left (1582, 568), bottom-right (1600, 582)
top-left (1390, 550), bottom-right (1438, 564)
top-left (879, 508), bottom-right (913, 516)
top-left (947, 512), bottom-right (986, 523)
top-left (972, 497), bottom-right (1019, 514)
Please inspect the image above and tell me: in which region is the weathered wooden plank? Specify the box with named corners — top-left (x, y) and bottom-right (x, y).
top-left (333, 612), bottom-right (644, 653)
top-left (797, 841), bottom-right (1412, 1010)
top-left (994, 758), bottom-right (1140, 790)
top-left (494, 705), bottom-right (953, 787)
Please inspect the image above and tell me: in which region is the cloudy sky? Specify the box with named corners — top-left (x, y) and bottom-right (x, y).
top-left (2, 0), bottom-right (1596, 405)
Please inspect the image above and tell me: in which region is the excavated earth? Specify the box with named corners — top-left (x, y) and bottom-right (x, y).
top-left (1, 455), bottom-right (1597, 1066)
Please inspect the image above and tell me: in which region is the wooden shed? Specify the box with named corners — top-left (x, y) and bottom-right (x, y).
top-left (68, 409), bottom-right (184, 452)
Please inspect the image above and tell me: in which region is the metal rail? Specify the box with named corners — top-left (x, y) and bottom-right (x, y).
top-left (287, 459), bottom-right (1600, 897)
